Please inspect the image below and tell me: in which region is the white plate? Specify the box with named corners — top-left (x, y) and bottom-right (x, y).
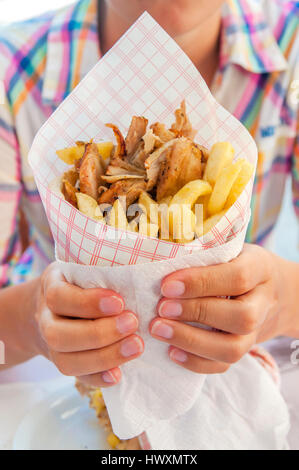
top-left (13, 385), bottom-right (109, 450)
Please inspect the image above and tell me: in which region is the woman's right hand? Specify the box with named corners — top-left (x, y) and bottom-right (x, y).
top-left (35, 262), bottom-right (144, 387)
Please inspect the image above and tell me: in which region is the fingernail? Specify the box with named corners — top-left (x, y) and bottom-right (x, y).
top-left (151, 320), bottom-right (173, 339)
top-left (159, 301), bottom-right (182, 318)
top-left (161, 280), bottom-right (185, 298)
top-left (100, 296), bottom-right (124, 315)
top-left (102, 370), bottom-right (117, 384)
top-left (120, 337), bottom-right (143, 357)
top-left (116, 313), bottom-right (138, 334)
top-left (170, 348), bottom-right (188, 363)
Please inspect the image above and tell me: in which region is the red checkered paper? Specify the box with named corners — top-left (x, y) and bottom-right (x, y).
top-left (29, 13), bottom-right (258, 443)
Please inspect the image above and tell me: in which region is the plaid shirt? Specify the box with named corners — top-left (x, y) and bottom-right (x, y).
top-left (0, 0), bottom-right (298, 287)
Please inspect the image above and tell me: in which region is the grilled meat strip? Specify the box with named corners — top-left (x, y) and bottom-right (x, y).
top-left (79, 142), bottom-right (104, 200)
top-left (156, 138), bottom-right (203, 201)
top-left (98, 178), bottom-right (146, 208)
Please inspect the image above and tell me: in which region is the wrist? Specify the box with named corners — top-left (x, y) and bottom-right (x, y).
top-left (0, 277), bottom-right (44, 366)
top-left (22, 276), bottom-right (45, 357)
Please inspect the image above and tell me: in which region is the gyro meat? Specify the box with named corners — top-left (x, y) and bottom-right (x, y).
top-left (79, 142), bottom-right (104, 200)
top-left (142, 128), bottom-right (163, 153)
top-left (63, 168), bottom-right (78, 186)
top-left (101, 174), bottom-right (144, 184)
top-left (62, 180), bottom-right (77, 207)
top-left (125, 116), bottom-right (148, 157)
top-left (145, 139), bottom-right (177, 191)
top-left (127, 140), bottom-right (149, 170)
top-left (179, 143), bottom-right (204, 185)
top-left (170, 100), bottom-right (196, 140)
top-left (150, 122), bottom-right (175, 143)
top-left (106, 123), bottom-right (126, 163)
top-left (98, 178), bottom-right (146, 208)
top-left (106, 158), bottom-right (146, 178)
top-left (156, 137), bottom-right (201, 201)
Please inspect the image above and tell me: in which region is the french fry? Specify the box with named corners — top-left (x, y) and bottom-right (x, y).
top-left (208, 159), bottom-right (243, 215)
top-left (158, 201), bottom-right (171, 240)
top-left (138, 191), bottom-right (159, 225)
top-left (169, 205), bottom-right (195, 244)
top-left (159, 196), bottom-right (172, 206)
top-left (165, 180), bottom-right (211, 243)
top-left (139, 213), bottom-right (159, 237)
top-left (158, 196), bottom-right (172, 238)
top-left (225, 160), bottom-right (254, 208)
top-left (57, 146), bottom-right (84, 165)
top-left (107, 432), bottom-right (120, 449)
top-left (108, 199), bottom-right (128, 229)
top-left (76, 193), bottom-right (104, 221)
top-left (195, 210), bottom-right (226, 238)
top-left (56, 141), bottom-right (114, 165)
top-left (94, 205), bottom-right (105, 221)
top-left (203, 142), bottom-right (234, 185)
top-left (170, 179), bottom-right (212, 207)
top-left (96, 142), bottom-right (114, 160)
top-left (195, 194), bottom-right (210, 220)
top-left (128, 218), bottom-right (139, 232)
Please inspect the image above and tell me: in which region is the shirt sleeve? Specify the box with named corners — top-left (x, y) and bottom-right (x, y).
top-left (0, 89), bottom-right (22, 287)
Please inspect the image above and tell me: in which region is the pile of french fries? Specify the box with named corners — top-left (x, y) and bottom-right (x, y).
top-left (54, 105), bottom-right (254, 244)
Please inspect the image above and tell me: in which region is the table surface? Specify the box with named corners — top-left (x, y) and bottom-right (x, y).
top-left (0, 343), bottom-right (298, 450)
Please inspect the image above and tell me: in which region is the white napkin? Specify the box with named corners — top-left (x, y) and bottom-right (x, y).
top-left (59, 230), bottom-right (248, 439)
top-left (145, 353), bottom-right (290, 450)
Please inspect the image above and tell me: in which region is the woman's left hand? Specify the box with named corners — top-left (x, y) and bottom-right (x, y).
top-left (150, 244), bottom-right (299, 374)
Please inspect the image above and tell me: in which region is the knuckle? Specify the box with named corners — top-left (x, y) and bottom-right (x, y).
top-left (90, 320), bottom-right (104, 345)
top-left (45, 285), bottom-right (58, 312)
top-left (79, 289), bottom-right (98, 316)
top-left (41, 263), bottom-right (59, 289)
top-left (53, 353), bottom-right (73, 376)
top-left (195, 273), bottom-right (211, 295)
top-left (183, 331), bottom-right (199, 352)
top-left (225, 340), bottom-right (245, 364)
top-left (239, 301), bottom-right (259, 334)
top-left (194, 300), bottom-right (209, 324)
top-left (43, 323), bottom-right (60, 350)
top-left (234, 266), bottom-right (251, 294)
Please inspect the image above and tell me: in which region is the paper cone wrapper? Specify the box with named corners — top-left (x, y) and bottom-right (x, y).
top-left (29, 13), bottom-right (257, 440)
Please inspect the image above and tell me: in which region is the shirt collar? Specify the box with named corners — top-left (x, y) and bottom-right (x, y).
top-left (42, 0), bottom-right (288, 106)
top-left (220, 0), bottom-right (288, 73)
top-left (42, 0), bottom-right (100, 106)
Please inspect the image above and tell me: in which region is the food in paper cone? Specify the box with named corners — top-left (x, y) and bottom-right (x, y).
top-left (26, 12), bottom-right (259, 446)
top-left (51, 100), bottom-right (254, 449)
top-left (51, 101), bottom-right (254, 245)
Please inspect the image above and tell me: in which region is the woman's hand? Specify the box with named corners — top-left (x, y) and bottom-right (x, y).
top-left (35, 263), bottom-right (144, 387)
top-left (150, 244), bottom-right (299, 374)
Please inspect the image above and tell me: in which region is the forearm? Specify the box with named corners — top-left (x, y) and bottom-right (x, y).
top-left (0, 278), bottom-right (43, 368)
